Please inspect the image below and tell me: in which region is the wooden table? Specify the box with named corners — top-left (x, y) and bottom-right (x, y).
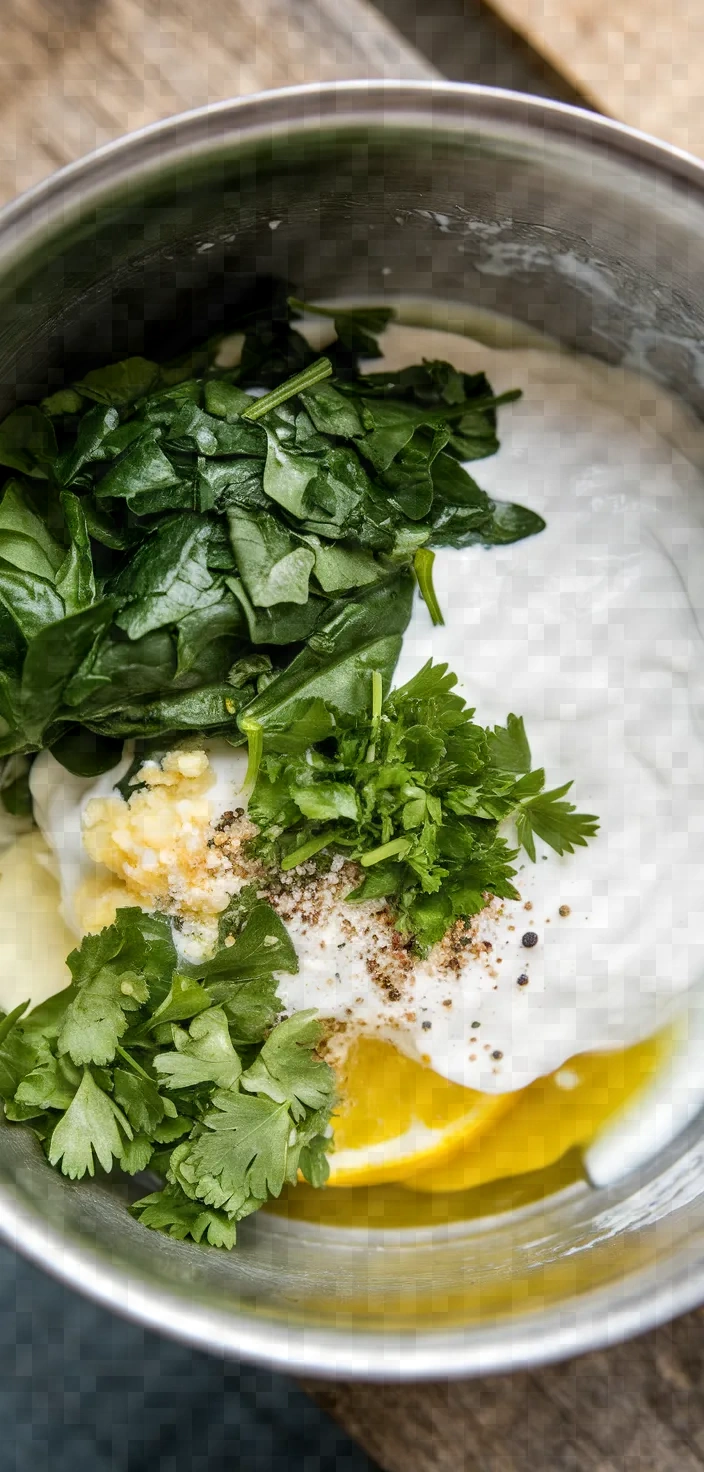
top-left (3, 3), bottom-right (704, 1468)
top-left (304, 1309), bottom-right (704, 1470)
top-left (0, 0), bottom-right (434, 206)
top-left (484, 0), bottom-right (704, 159)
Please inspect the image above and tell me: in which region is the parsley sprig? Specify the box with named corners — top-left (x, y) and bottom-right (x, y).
top-left (245, 661), bottom-right (600, 952)
top-left (0, 896), bottom-right (335, 1248)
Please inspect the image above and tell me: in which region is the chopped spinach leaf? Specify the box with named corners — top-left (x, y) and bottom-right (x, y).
top-left (0, 284), bottom-right (541, 767)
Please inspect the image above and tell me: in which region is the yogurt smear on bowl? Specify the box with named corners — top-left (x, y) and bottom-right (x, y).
top-left (26, 323), bottom-right (704, 1096)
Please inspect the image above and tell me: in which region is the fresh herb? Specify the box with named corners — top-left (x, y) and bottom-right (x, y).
top-left (0, 285), bottom-right (542, 790)
top-left (243, 660), bottom-right (599, 953)
top-left (0, 900), bottom-right (335, 1246)
top-left (239, 567), bottom-right (415, 760)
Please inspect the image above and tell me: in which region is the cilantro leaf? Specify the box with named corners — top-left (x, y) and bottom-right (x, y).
top-left (48, 1069), bottom-right (132, 1179)
top-left (145, 974), bottom-right (211, 1031)
top-left (299, 1132), bottom-right (332, 1188)
top-left (20, 987), bottom-right (77, 1046)
top-left (54, 909), bottom-right (180, 1064)
top-left (111, 910), bottom-right (177, 1000)
top-left (240, 1012), bottom-right (335, 1122)
top-left (174, 1091), bottom-right (294, 1217)
top-left (112, 1066), bottom-right (171, 1135)
top-left (154, 1008), bottom-right (242, 1091)
top-left (58, 958), bottom-right (149, 1066)
top-left (212, 976), bottom-right (282, 1046)
top-left (386, 658), bottom-right (469, 728)
top-left (0, 998), bottom-right (45, 1102)
top-left (119, 1135), bottom-right (154, 1174)
top-left (131, 1184), bottom-right (237, 1249)
top-left (0, 999), bottom-right (30, 1047)
top-left (67, 908), bottom-right (175, 992)
top-left (14, 1054), bottom-right (80, 1113)
top-left (152, 1114), bottom-right (191, 1144)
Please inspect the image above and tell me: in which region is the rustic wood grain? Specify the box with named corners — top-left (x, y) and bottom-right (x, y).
top-left (0, 0), bottom-right (434, 206)
top-left (4, 2), bottom-right (704, 1468)
top-left (304, 1308), bottom-right (704, 1470)
top-left (483, 0), bottom-right (704, 158)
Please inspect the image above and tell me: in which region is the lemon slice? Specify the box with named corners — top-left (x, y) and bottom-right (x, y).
top-left (403, 1029), bottom-right (670, 1194)
top-left (327, 1035), bottom-right (512, 1187)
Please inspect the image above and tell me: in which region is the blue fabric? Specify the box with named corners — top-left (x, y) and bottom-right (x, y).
top-left (0, 1241), bottom-right (377, 1471)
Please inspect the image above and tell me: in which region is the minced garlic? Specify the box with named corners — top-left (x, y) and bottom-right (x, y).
top-left (75, 749), bottom-right (240, 951)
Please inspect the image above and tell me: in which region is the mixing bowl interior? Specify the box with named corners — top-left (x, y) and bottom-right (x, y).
top-left (2, 84), bottom-right (704, 1378)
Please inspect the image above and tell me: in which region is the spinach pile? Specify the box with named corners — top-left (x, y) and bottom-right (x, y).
top-left (0, 895), bottom-right (335, 1246)
top-left (242, 661), bottom-right (599, 953)
top-left (0, 288), bottom-right (543, 791)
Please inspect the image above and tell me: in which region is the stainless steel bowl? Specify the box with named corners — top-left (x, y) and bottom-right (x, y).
top-left (2, 81), bottom-right (704, 1380)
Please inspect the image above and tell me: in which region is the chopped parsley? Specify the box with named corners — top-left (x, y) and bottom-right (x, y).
top-left (243, 660), bottom-right (600, 953)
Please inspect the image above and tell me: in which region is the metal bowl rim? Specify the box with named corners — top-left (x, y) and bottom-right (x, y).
top-left (1, 79), bottom-right (704, 261)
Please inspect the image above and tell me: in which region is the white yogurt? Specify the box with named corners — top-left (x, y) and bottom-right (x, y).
top-left (25, 323), bottom-right (704, 1094)
top-left (388, 324), bottom-right (704, 1087)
